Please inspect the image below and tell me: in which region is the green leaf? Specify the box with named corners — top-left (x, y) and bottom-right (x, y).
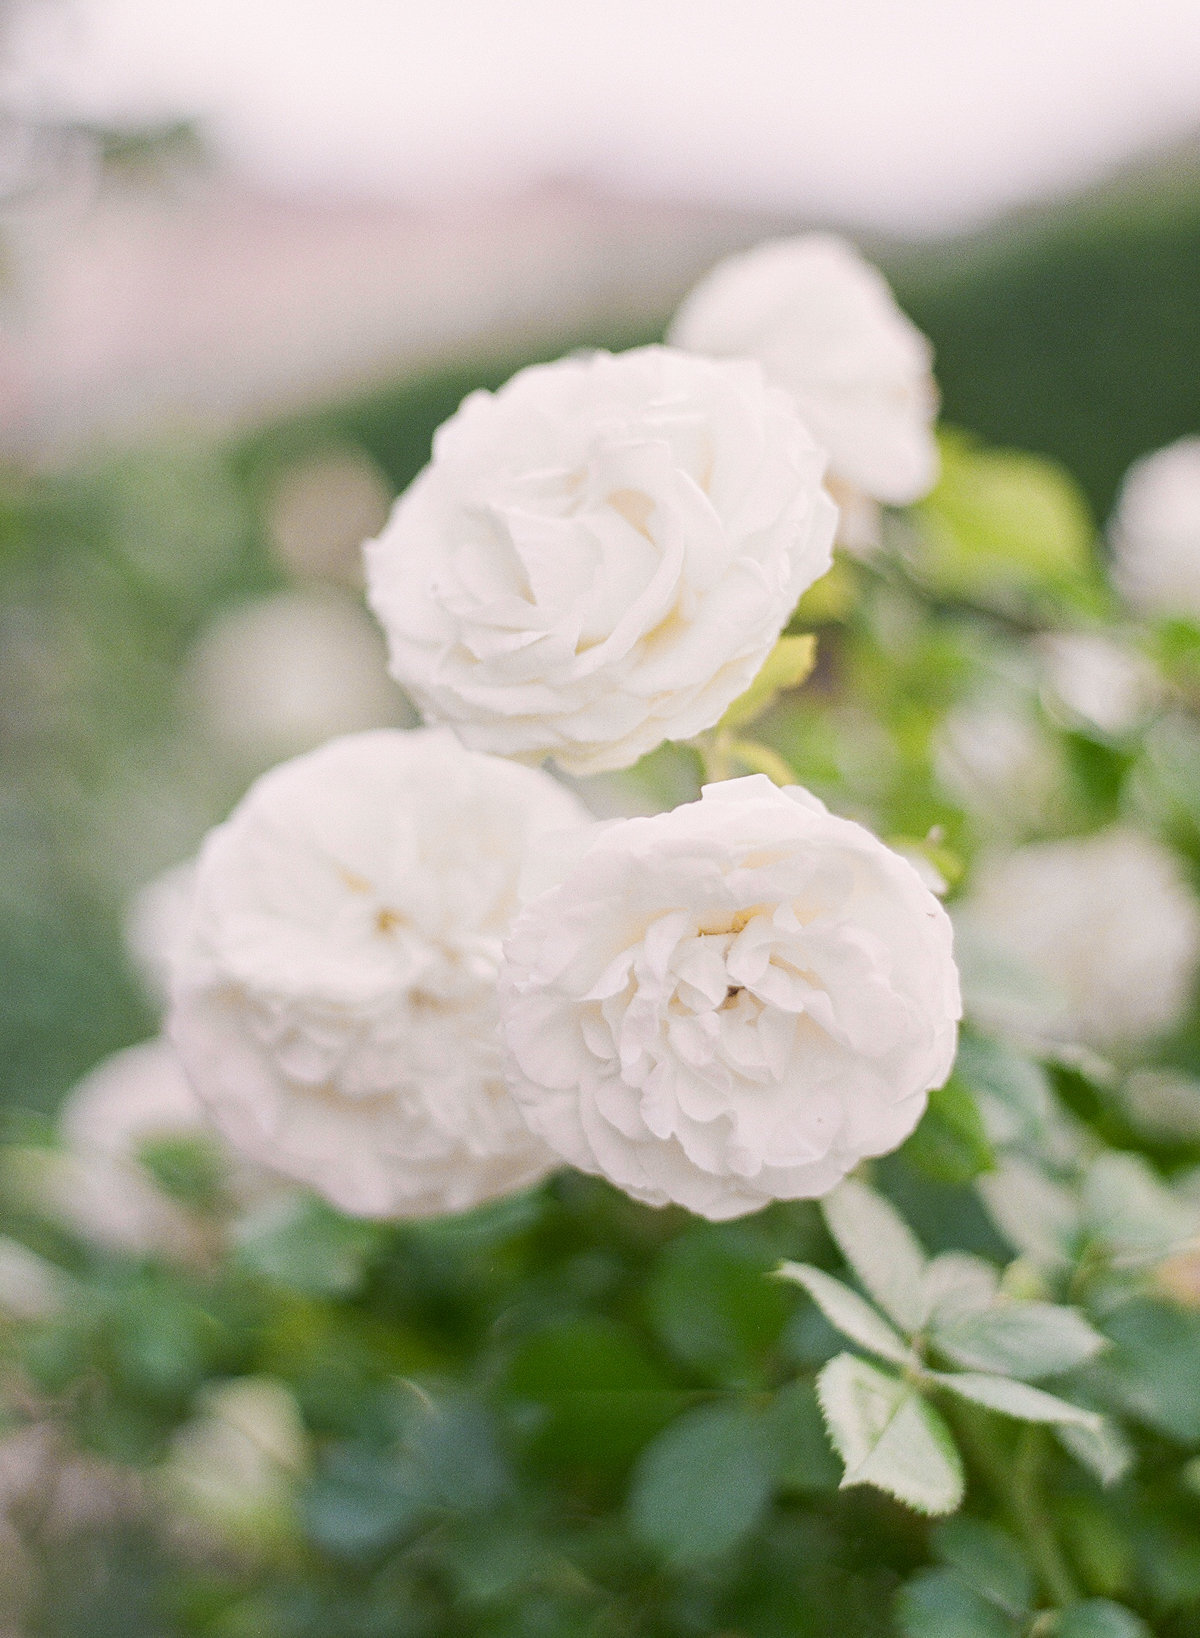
top-left (1082, 1152), bottom-right (1198, 1263)
top-left (932, 1302), bottom-right (1106, 1381)
top-left (931, 1517), bottom-right (1034, 1617)
top-left (136, 1132), bottom-right (228, 1213)
top-left (766, 1377), bottom-right (842, 1492)
top-left (903, 1076), bottom-right (995, 1186)
top-left (821, 1177), bottom-right (928, 1334)
top-left (776, 1263), bottom-right (913, 1365)
top-left (718, 634), bottom-right (817, 729)
top-left (1054, 1600), bottom-right (1152, 1638)
top-left (932, 1372), bottom-right (1103, 1430)
top-left (234, 1194), bottom-right (380, 1298)
top-left (645, 1225), bottom-right (791, 1385)
top-left (627, 1401), bottom-right (773, 1563)
top-left (896, 1568), bottom-right (1019, 1638)
top-left (304, 1444), bottom-right (427, 1558)
top-left (817, 1353), bottom-right (964, 1516)
top-left (977, 1159), bottom-right (1080, 1271)
top-left (913, 429), bottom-right (1094, 604)
top-left (1056, 1420), bottom-right (1134, 1487)
top-left (920, 1254), bottom-right (1001, 1329)
top-left (504, 1317), bottom-right (677, 1469)
top-left (1092, 1298), bottom-right (1200, 1442)
top-left (954, 1035), bottom-right (1052, 1148)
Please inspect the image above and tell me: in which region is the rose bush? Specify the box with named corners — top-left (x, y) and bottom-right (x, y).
top-left (169, 728), bottom-right (589, 1217)
top-left (11, 217), bottom-right (1200, 1638)
top-left (500, 775), bottom-right (960, 1219)
top-left (365, 345), bottom-right (836, 774)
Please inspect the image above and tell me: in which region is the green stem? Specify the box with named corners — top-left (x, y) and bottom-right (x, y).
top-left (696, 729), bottom-right (734, 783)
top-left (950, 1405), bottom-right (1079, 1611)
top-left (1012, 1426), bottom-right (1079, 1611)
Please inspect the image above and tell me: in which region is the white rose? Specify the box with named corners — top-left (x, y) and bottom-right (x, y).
top-left (668, 234), bottom-right (939, 512)
top-left (1110, 438), bottom-right (1200, 620)
top-left (163, 1377), bottom-right (308, 1549)
top-left (169, 729), bottom-right (591, 1218)
top-left (364, 346), bottom-right (836, 776)
top-left (499, 775), bottom-right (961, 1221)
top-left (956, 827), bottom-right (1200, 1050)
top-left (1035, 631), bottom-right (1158, 737)
top-left (52, 1038), bottom-right (228, 1261)
top-left (934, 696), bottom-right (1063, 836)
top-left (187, 589), bottom-right (412, 773)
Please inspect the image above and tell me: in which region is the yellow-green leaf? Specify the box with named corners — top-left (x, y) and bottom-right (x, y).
top-left (913, 428), bottom-right (1094, 600)
top-left (718, 635), bottom-right (817, 730)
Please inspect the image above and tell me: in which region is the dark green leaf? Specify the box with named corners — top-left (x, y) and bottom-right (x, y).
top-left (504, 1317), bottom-right (677, 1468)
top-left (1055, 1599), bottom-right (1152, 1638)
top-left (627, 1400), bottom-right (773, 1564)
top-left (931, 1517), bottom-right (1033, 1616)
top-left (896, 1567), bottom-right (1019, 1638)
top-left (766, 1378), bottom-right (842, 1492)
top-left (646, 1225), bottom-right (790, 1383)
top-left (902, 1076), bottom-right (995, 1186)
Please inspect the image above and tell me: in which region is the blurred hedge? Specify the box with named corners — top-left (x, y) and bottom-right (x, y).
top-left (239, 153), bottom-right (1200, 519)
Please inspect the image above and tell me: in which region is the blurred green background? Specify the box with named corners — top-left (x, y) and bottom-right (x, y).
top-left (7, 150), bottom-right (1200, 1126)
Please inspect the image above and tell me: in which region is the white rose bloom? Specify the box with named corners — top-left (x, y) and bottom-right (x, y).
top-left (499, 776), bottom-right (961, 1221)
top-left (956, 828), bottom-right (1200, 1051)
top-left (1110, 438), bottom-right (1200, 620)
top-left (364, 346), bottom-right (836, 776)
top-left (668, 234), bottom-right (939, 511)
top-left (169, 729), bottom-right (590, 1218)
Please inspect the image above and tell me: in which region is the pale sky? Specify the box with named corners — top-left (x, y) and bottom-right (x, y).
top-left (7, 0), bottom-right (1200, 231)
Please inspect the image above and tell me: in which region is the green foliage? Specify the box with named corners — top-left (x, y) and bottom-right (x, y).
top-left (718, 634), bottom-right (818, 729)
top-left (627, 1400), bottom-right (775, 1563)
top-left (818, 1353), bottom-right (965, 1515)
top-left (902, 1075), bottom-right (996, 1186)
top-left (912, 429), bottom-right (1097, 610)
top-left (896, 1566), bottom-right (1022, 1638)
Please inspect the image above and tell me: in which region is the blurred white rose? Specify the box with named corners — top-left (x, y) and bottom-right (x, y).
top-left (265, 447), bottom-right (392, 583)
top-left (365, 346), bottom-right (836, 776)
top-left (1036, 631), bottom-right (1158, 736)
top-left (956, 828), bottom-right (1200, 1051)
top-left (500, 775), bottom-right (960, 1221)
top-left (668, 234), bottom-right (939, 522)
top-left (169, 729), bottom-right (591, 1218)
top-left (934, 697), bottom-right (1062, 835)
top-left (0, 1238), bottom-right (67, 1321)
top-left (124, 859), bottom-right (198, 1010)
top-left (49, 1036), bottom-right (273, 1261)
top-left (50, 1038), bottom-right (218, 1260)
top-left (1110, 437), bottom-right (1200, 620)
top-left (187, 588), bottom-right (412, 772)
top-left (162, 1377), bottom-right (308, 1551)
